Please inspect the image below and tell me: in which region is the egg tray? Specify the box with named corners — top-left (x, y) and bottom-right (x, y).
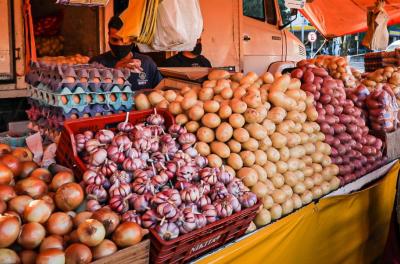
top-left (28, 85), bottom-right (134, 113)
top-left (26, 62), bottom-right (132, 93)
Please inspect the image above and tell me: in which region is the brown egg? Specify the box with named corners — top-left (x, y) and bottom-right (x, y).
top-left (86, 95), bottom-right (92, 103)
top-left (97, 95), bottom-right (105, 102)
top-left (110, 94), bottom-right (117, 102)
top-left (72, 95), bottom-right (80, 104)
top-left (71, 114), bottom-right (78, 119)
top-left (93, 77), bottom-right (100, 83)
top-left (121, 93), bottom-right (128, 101)
top-left (61, 96), bottom-right (68, 105)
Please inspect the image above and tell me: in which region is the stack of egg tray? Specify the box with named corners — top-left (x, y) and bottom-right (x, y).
top-left (25, 62), bottom-right (136, 140)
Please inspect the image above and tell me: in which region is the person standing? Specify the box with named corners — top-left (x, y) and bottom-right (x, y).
top-left (160, 39), bottom-right (211, 67)
top-left (90, 16), bottom-right (163, 90)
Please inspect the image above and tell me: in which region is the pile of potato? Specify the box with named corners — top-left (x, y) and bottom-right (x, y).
top-left (135, 70), bottom-right (340, 227)
top-left (362, 66), bottom-right (400, 105)
top-left (36, 35), bottom-right (64, 57)
top-left (299, 56), bottom-right (356, 88)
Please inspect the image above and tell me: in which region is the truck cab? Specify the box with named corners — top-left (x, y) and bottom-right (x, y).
top-left (200, 0), bottom-right (306, 74)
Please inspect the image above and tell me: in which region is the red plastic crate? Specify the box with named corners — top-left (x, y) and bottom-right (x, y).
top-left (56, 109), bottom-right (175, 178)
top-left (149, 201), bottom-right (261, 264)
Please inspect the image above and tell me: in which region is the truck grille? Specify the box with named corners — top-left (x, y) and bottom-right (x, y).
top-left (298, 45), bottom-right (306, 56)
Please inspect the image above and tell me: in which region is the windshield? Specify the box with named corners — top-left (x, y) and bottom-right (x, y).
top-left (277, 0), bottom-right (292, 26)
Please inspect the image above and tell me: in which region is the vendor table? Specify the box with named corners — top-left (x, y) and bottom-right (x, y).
top-left (195, 160), bottom-right (400, 264)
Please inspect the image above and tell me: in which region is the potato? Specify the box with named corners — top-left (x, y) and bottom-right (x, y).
top-left (276, 161), bottom-right (288, 174)
top-left (213, 95), bottom-right (224, 103)
top-left (197, 127), bottom-right (215, 143)
top-left (175, 114), bottom-right (188, 125)
top-left (279, 146), bottom-right (290, 162)
top-left (286, 133), bottom-right (301, 147)
top-left (230, 99), bottom-right (247, 114)
top-left (196, 142), bottom-right (211, 156)
top-left (243, 93), bottom-right (262, 108)
top-left (210, 142), bottom-right (230, 158)
top-left (156, 100), bottom-right (169, 109)
top-left (188, 105), bottom-right (205, 121)
top-left (203, 80), bottom-right (217, 88)
top-left (240, 72), bottom-right (259, 85)
top-left (181, 93), bottom-right (197, 110)
top-left (306, 105), bottom-right (318, 121)
top-left (168, 101), bottom-right (183, 115)
top-left (208, 70), bottom-right (230, 80)
top-left (221, 87), bottom-right (233, 99)
top-left (199, 87), bottom-right (214, 101)
top-left (227, 139), bottom-right (242, 153)
top-left (185, 121), bottom-right (200, 133)
top-left (207, 154), bottom-right (223, 168)
top-left (252, 181), bottom-right (270, 199)
top-left (269, 90), bottom-right (296, 111)
top-left (148, 91), bottom-right (165, 106)
top-left (252, 164), bottom-right (268, 183)
top-left (254, 150), bottom-right (267, 166)
top-left (219, 104), bottom-right (232, 119)
top-left (267, 147), bottom-right (280, 162)
top-left (201, 113), bottom-right (221, 128)
top-left (261, 72), bottom-right (274, 84)
top-left (240, 151), bottom-right (256, 166)
top-left (231, 72), bottom-right (244, 83)
top-left (233, 128), bottom-right (250, 143)
top-left (203, 100), bottom-right (220, 113)
top-left (271, 132), bottom-right (287, 149)
top-left (259, 136), bottom-right (272, 151)
top-left (215, 79), bottom-right (231, 94)
top-left (289, 146), bottom-right (306, 159)
top-left (262, 119), bottom-right (276, 135)
top-left (227, 153), bottom-right (243, 170)
top-left (237, 167), bottom-right (258, 187)
top-left (233, 87), bottom-right (247, 99)
top-left (244, 108), bottom-right (259, 124)
top-left (246, 123), bottom-right (267, 140)
top-left (135, 93), bottom-right (151, 110)
top-left (216, 122), bottom-right (233, 142)
top-left (267, 107), bottom-right (287, 124)
top-left (264, 161), bottom-right (277, 178)
top-left (242, 138), bottom-right (259, 151)
top-left (270, 75), bottom-right (291, 93)
top-left (229, 114), bottom-right (245, 128)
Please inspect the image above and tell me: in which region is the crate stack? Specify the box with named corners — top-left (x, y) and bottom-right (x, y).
top-left (364, 48), bottom-right (400, 72)
top-left (25, 62), bottom-right (135, 142)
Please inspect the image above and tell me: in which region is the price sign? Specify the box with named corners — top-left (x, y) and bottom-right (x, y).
top-left (285, 0), bottom-right (306, 9)
top-left (308, 32), bottom-right (317, 43)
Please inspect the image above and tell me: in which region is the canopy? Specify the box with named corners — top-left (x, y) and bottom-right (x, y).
top-left (300, 0), bottom-right (400, 38)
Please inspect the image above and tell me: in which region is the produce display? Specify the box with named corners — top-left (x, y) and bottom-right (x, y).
top-left (134, 70), bottom-right (341, 226)
top-left (304, 55), bottom-right (357, 88)
top-left (74, 110), bottom-right (257, 240)
top-left (38, 54), bottom-right (90, 65)
top-left (36, 36), bottom-right (64, 57)
top-left (25, 63), bottom-right (134, 142)
top-left (293, 62), bottom-right (386, 185)
top-left (364, 49), bottom-right (400, 72)
top-left (0, 143), bottom-right (147, 264)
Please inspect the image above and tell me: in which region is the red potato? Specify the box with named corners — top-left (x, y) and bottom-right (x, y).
top-left (301, 83), bottom-right (317, 93)
top-left (333, 124), bottom-right (346, 134)
top-left (337, 133), bottom-right (351, 143)
top-left (325, 115), bottom-right (337, 126)
top-left (312, 68), bottom-right (329, 77)
top-left (333, 105), bottom-right (343, 115)
top-left (291, 69), bottom-right (304, 79)
top-left (346, 124), bottom-right (358, 134)
top-left (325, 135), bottom-right (335, 145)
top-left (338, 114), bottom-right (352, 124)
top-left (320, 123), bottom-right (334, 135)
top-left (330, 147), bottom-right (338, 157)
top-left (325, 104), bottom-right (335, 115)
top-left (303, 70), bottom-right (315, 83)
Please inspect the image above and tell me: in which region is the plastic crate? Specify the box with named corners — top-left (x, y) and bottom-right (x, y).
top-left (149, 201), bottom-right (261, 264)
top-left (56, 109), bottom-right (175, 178)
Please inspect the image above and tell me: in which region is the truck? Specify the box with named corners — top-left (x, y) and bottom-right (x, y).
top-left (0, 0), bottom-right (306, 98)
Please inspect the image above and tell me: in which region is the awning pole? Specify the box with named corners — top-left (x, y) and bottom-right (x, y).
top-left (312, 38), bottom-right (329, 58)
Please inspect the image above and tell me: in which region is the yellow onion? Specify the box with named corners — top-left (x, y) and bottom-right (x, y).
top-left (0, 185), bottom-right (16, 202)
top-left (9, 195), bottom-right (34, 216)
top-left (55, 183), bottom-right (83, 212)
top-left (50, 171), bottom-right (74, 191)
top-left (36, 249), bottom-right (65, 264)
top-left (17, 222), bottom-right (46, 249)
top-left (23, 200), bottom-right (52, 223)
top-left (15, 177), bottom-right (48, 199)
top-left (0, 248), bottom-right (20, 264)
top-left (65, 243), bottom-right (92, 264)
top-left (19, 161), bottom-right (38, 179)
top-left (112, 222), bottom-right (148, 248)
top-left (40, 235), bottom-right (65, 252)
top-left (29, 168), bottom-right (52, 184)
top-left (19, 250), bottom-right (37, 264)
top-left (0, 214), bottom-right (21, 247)
top-left (92, 239), bottom-right (117, 260)
top-left (0, 164), bottom-right (13, 185)
top-left (0, 154), bottom-right (21, 177)
top-left (73, 211), bottom-right (93, 228)
top-left (77, 219), bottom-right (105, 247)
top-left (11, 147), bottom-right (33, 162)
top-left (47, 212), bottom-right (73, 235)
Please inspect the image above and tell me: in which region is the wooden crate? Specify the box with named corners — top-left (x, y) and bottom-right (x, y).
top-left (91, 239), bottom-right (150, 264)
top-left (371, 129), bottom-right (400, 161)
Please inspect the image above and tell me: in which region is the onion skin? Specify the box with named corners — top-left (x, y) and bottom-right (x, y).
top-left (0, 185), bottom-right (16, 202)
top-left (65, 243), bottom-right (92, 264)
top-left (15, 177), bottom-right (48, 199)
top-left (39, 235), bottom-right (65, 252)
top-left (29, 168), bottom-right (52, 184)
top-left (0, 163), bottom-right (13, 185)
top-left (19, 161), bottom-right (38, 179)
top-left (50, 171), bottom-right (75, 191)
top-left (92, 239), bottom-right (117, 260)
top-left (0, 214), bottom-right (21, 247)
top-left (23, 200), bottom-right (52, 224)
top-left (55, 183), bottom-right (84, 212)
top-left (47, 212), bottom-right (73, 235)
top-left (73, 211), bottom-right (93, 228)
top-left (0, 154), bottom-right (21, 177)
top-left (92, 208), bottom-right (120, 236)
top-left (36, 249), bottom-right (65, 264)
top-left (77, 219), bottom-right (105, 247)
top-left (112, 222), bottom-right (147, 248)
top-left (0, 248), bottom-right (20, 264)
top-left (17, 222), bottom-right (46, 249)
top-left (19, 250), bottom-right (37, 264)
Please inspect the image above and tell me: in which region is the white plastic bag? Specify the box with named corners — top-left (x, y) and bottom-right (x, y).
top-left (137, 0), bottom-right (203, 52)
top-left (371, 10), bottom-right (389, 51)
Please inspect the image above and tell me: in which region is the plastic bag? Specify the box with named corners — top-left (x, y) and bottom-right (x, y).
top-left (362, 1), bottom-right (389, 51)
top-left (138, 0), bottom-right (203, 52)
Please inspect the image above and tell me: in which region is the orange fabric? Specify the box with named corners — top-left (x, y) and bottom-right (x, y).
top-left (300, 0), bottom-right (400, 38)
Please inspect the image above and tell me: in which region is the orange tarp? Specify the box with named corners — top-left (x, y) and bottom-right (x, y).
top-left (300, 0), bottom-right (400, 38)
